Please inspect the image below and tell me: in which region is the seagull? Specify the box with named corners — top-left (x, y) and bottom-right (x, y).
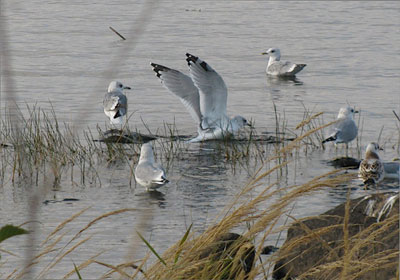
top-left (322, 107), bottom-right (358, 152)
top-left (135, 142), bottom-right (169, 191)
top-left (261, 48), bottom-right (306, 77)
top-left (359, 142), bottom-right (385, 186)
top-left (103, 81), bottom-right (131, 125)
top-left (150, 53), bottom-right (251, 143)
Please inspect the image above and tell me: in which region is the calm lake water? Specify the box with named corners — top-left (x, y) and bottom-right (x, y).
top-left (1, 1), bottom-right (399, 278)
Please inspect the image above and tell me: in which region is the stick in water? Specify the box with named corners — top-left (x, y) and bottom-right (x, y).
top-left (109, 26), bottom-right (126, 40)
top-left (393, 110), bottom-right (400, 122)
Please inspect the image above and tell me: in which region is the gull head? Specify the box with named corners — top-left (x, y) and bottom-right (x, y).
top-left (337, 106), bottom-right (358, 119)
top-left (261, 48), bottom-right (281, 60)
top-left (139, 142), bottom-right (155, 162)
top-left (108, 81), bottom-right (131, 93)
top-left (366, 142), bottom-right (383, 155)
top-left (232, 116), bottom-right (252, 129)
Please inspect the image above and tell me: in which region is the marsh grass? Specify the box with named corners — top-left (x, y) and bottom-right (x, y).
top-left (1, 106), bottom-right (398, 279)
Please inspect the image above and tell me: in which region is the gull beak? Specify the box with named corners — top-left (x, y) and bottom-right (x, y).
top-left (246, 121), bottom-right (253, 128)
top-left (124, 86), bottom-right (132, 90)
top-left (354, 110), bottom-right (359, 113)
top-left (261, 52), bottom-right (268, 55)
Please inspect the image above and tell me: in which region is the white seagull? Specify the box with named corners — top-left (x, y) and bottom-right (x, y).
top-left (359, 142), bottom-right (385, 185)
top-left (135, 142), bottom-right (169, 191)
top-left (322, 107), bottom-right (358, 151)
top-left (261, 48), bottom-right (306, 77)
top-left (103, 81), bottom-right (131, 125)
top-left (151, 53), bottom-right (251, 143)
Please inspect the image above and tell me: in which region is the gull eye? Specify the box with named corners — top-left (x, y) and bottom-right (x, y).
top-left (119, 84), bottom-right (123, 88)
top-left (271, 50), bottom-right (275, 53)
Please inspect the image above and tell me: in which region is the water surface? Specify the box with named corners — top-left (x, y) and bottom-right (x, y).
top-left (0, 1), bottom-right (399, 278)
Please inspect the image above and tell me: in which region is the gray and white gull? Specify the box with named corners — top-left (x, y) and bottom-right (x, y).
top-left (103, 81), bottom-right (131, 125)
top-left (151, 53), bottom-right (251, 143)
top-left (261, 48), bottom-right (306, 77)
top-left (135, 142), bottom-right (169, 191)
top-left (322, 107), bottom-right (358, 151)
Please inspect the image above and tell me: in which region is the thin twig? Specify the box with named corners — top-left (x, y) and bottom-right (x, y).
top-left (109, 26), bottom-right (126, 40)
top-left (393, 110), bottom-right (400, 122)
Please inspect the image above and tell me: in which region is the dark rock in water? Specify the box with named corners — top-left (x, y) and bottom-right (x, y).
top-left (97, 129), bottom-right (157, 144)
top-left (196, 232), bottom-right (255, 279)
top-left (328, 156), bottom-right (361, 169)
top-left (261, 245), bottom-right (279, 255)
top-left (273, 192), bottom-right (399, 280)
top-left (43, 198), bottom-right (80, 205)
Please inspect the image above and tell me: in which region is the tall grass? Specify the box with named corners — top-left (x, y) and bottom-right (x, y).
top-left (0, 106), bottom-right (398, 279)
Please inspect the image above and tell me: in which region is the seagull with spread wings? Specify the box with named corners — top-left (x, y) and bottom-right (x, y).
top-left (151, 53), bottom-right (251, 143)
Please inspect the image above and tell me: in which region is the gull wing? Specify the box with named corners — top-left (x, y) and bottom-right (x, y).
top-left (103, 92), bottom-right (124, 111)
top-left (268, 61), bottom-right (306, 76)
top-left (151, 63), bottom-right (202, 125)
top-left (334, 118), bottom-right (357, 143)
top-left (185, 53), bottom-right (228, 122)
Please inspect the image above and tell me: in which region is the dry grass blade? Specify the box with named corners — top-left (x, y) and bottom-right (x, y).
top-left (280, 119), bottom-right (338, 154)
top-left (37, 235), bottom-right (93, 278)
top-left (63, 251), bottom-right (104, 279)
top-left (41, 206), bottom-right (91, 246)
top-left (70, 208), bottom-right (139, 243)
top-left (93, 260), bottom-right (132, 278)
top-left (340, 189), bottom-right (351, 280)
top-left (295, 112), bottom-right (324, 130)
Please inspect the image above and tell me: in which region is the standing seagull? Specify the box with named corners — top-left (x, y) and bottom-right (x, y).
top-left (135, 142), bottom-right (169, 191)
top-left (150, 53), bottom-right (251, 143)
top-left (103, 81), bottom-right (131, 125)
top-left (322, 107), bottom-right (358, 153)
top-left (359, 142), bottom-right (385, 186)
top-left (261, 48), bottom-right (306, 77)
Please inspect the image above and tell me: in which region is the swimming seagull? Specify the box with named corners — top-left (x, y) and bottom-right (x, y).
top-left (359, 142), bottom-right (385, 186)
top-left (261, 48), bottom-right (306, 77)
top-left (322, 107), bottom-right (358, 151)
top-left (135, 142), bottom-right (169, 191)
top-left (150, 53), bottom-right (251, 143)
top-left (103, 81), bottom-right (131, 125)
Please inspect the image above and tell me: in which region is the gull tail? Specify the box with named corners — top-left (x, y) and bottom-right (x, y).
top-left (291, 64), bottom-right (306, 75)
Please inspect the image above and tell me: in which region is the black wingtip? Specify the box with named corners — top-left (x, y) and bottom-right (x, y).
top-left (151, 63), bottom-right (170, 78)
top-left (186, 53), bottom-right (209, 71)
top-left (186, 53), bottom-right (198, 65)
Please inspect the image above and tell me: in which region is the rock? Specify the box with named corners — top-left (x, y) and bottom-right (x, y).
top-left (327, 157), bottom-right (361, 169)
top-left (273, 192), bottom-right (399, 280)
top-left (97, 129), bottom-right (157, 144)
top-left (196, 232), bottom-right (255, 279)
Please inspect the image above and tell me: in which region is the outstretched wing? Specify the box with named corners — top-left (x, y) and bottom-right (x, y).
top-left (186, 53), bottom-right (228, 122)
top-left (151, 63), bottom-right (202, 125)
